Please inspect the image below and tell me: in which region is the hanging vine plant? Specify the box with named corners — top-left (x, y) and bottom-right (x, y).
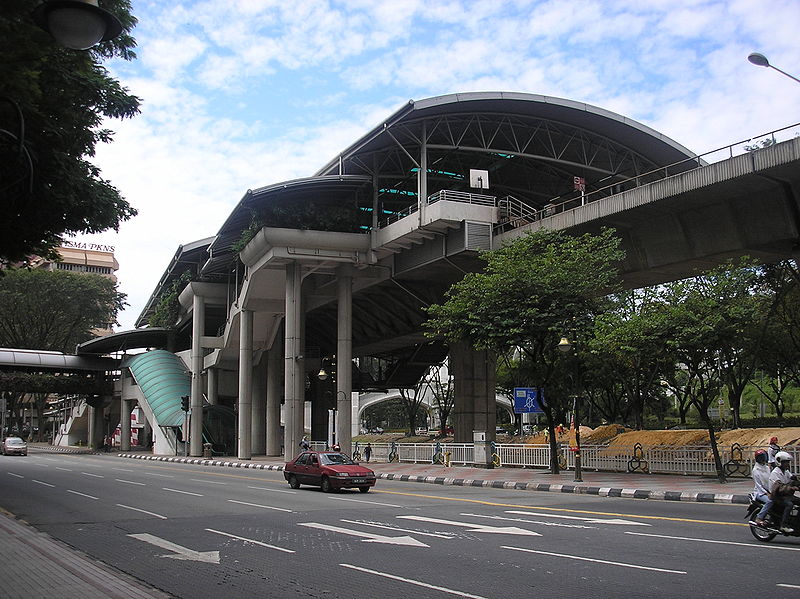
top-left (148, 271), bottom-right (192, 328)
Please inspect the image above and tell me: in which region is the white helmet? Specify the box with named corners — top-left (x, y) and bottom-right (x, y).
top-left (775, 451), bottom-right (792, 463)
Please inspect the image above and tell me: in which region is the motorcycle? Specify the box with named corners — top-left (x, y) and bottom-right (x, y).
top-left (746, 497), bottom-right (800, 542)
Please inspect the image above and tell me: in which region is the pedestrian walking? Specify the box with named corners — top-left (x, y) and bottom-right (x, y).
top-left (299, 436), bottom-right (309, 451)
top-left (768, 436), bottom-right (781, 470)
top-left (364, 442), bottom-right (372, 462)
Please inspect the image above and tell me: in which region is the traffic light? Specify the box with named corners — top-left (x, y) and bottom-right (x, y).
top-left (181, 395), bottom-right (190, 412)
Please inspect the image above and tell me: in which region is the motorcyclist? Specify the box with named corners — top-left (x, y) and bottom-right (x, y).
top-left (768, 451), bottom-right (800, 534)
top-left (751, 449), bottom-right (772, 526)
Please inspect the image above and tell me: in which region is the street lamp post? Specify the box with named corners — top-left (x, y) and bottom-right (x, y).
top-left (557, 335), bottom-right (583, 482)
top-left (747, 53), bottom-right (800, 84)
top-left (33, 0), bottom-right (123, 50)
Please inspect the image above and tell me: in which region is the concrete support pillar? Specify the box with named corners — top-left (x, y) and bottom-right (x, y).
top-left (120, 398), bottom-right (132, 452)
top-left (206, 367), bottom-right (218, 405)
top-left (251, 355), bottom-right (267, 455)
top-left (450, 341), bottom-right (497, 444)
top-left (87, 405), bottom-right (103, 450)
top-left (336, 265), bottom-right (353, 455)
top-left (284, 262), bottom-right (305, 460)
top-left (418, 123), bottom-right (427, 225)
top-left (189, 292), bottom-right (205, 457)
top-left (266, 326), bottom-right (283, 456)
top-left (237, 309), bottom-right (253, 460)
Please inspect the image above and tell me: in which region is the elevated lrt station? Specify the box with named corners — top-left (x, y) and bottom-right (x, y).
top-left (72, 92), bottom-right (800, 463)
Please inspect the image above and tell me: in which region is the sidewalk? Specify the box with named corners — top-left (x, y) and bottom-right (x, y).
top-left (0, 508), bottom-right (172, 599)
top-left (117, 450), bottom-right (754, 505)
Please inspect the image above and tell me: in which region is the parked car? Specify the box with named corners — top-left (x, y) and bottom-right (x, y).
top-left (2, 437), bottom-right (27, 456)
top-left (284, 451), bottom-right (376, 493)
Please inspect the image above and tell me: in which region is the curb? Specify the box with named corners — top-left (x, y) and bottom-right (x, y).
top-left (117, 454), bottom-right (751, 505)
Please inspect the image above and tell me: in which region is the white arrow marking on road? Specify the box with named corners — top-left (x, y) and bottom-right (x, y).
top-left (298, 522), bottom-right (429, 547)
top-left (340, 519), bottom-right (455, 539)
top-left (505, 510), bottom-right (651, 526)
top-left (397, 515), bottom-right (541, 536)
top-left (128, 533), bottom-right (220, 563)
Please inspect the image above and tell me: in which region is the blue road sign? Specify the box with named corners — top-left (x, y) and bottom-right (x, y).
top-left (513, 387), bottom-right (545, 414)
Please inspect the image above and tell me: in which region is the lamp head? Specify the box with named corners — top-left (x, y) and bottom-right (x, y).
top-left (557, 336), bottom-right (573, 353)
top-left (747, 52), bottom-right (770, 68)
top-left (33, 0), bottom-right (123, 50)
top-left (317, 368), bottom-right (328, 381)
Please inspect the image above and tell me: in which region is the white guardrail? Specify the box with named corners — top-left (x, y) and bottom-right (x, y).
top-left (338, 442), bottom-right (799, 477)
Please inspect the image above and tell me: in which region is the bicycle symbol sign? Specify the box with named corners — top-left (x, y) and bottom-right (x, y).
top-left (513, 388), bottom-right (544, 414)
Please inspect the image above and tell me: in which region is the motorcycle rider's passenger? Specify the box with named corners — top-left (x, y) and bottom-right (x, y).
top-left (768, 451), bottom-right (800, 534)
top-left (752, 449), bottom-right (772, 526)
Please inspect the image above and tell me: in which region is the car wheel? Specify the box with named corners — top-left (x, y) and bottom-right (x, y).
top-left (288, 474), bottom-right (300, 489)
top-left (358, 486), bottom-right (370, 493)
top-left (321, 476), bottom-right (333, 493)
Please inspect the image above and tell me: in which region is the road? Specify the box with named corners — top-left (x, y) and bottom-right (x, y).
top-left (1, 452), bottom-right (798, 598)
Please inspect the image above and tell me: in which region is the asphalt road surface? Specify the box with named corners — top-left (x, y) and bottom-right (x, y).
top-left (1, 452), bottom-right (799, 598)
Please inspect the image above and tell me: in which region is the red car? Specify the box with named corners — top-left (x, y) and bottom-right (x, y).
top-left (284, 451), bottom-right (376, 493)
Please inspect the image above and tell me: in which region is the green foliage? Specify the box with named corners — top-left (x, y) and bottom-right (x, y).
top-left (0, 0), bottom-right (140, 264)
top-left (0, 268), bottom-right (125, 351)
top-left (148, 271), bottom-right (191, 328)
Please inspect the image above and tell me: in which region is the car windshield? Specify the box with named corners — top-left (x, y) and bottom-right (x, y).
top-left (320, 453), bottom-right (355, 465)
top-left (6, 438), bottom-right (25, 446)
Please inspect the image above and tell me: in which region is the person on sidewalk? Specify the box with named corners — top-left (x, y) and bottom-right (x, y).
top-left (767, 437), bottom-right (781, 470)
top-left (364, 443), bottom-right (372, 462)
top-left (752, 449), bottom-right (773, 526)
top-left (768, 451), bottom-right (800, 534)
top-left (300, 436), bottom-right (310, 451)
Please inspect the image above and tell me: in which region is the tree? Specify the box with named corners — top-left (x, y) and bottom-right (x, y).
top-left (0, 0), bottom-right (140, 264)
top-left (424, 363), bottom-right (455, 437)
top-left (397, 385), bottom-right (428, 436)
top-left (661, 261), bottom-right (762, 483)
top-left (0, 268), bottom-right (125, 440)
top-left (426, 228), bottom-right (624, 473)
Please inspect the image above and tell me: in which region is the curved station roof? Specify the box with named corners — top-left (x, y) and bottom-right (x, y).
top-left (133, 92), bottom-right (697, 364)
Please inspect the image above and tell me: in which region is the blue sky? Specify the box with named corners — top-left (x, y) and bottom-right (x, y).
top-left (79, 0), bottom-right (800, 330)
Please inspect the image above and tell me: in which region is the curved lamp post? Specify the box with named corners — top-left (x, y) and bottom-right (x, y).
top-left (557, 335), bottom-right (583, 482)
top-left (747, 52), bottom-right (800, 84)
top-left (33, 0), bottom-right (123, 50)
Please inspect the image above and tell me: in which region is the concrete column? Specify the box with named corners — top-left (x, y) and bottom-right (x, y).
top-left (120, 398), bottom-right (132, 452)
top-left (206, 367), bottom-right (218, 405)
top-left (284, 262), bottom-right (305, 460)
top-left (418, 122), bottom-right (427, 225)
top-left (450, 341), bottom-right (497, 444)
top-left (251, 355), bottom-right (267, 455)
top-left (87, 405), bottom-right (103, 450)
top-left (237, 309), bottom-right (253, 460)
top-left (189, 292), bottom-right (205, 456)
top-left (336, 265), bottom-right (353, 454)
top-left (266, 325), bottom-right (283, 456)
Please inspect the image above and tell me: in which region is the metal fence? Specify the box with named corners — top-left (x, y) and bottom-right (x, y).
top-left (338, 441), bottom-right (799, 477)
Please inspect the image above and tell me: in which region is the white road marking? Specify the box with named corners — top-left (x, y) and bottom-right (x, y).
top-left (626, 531), bottom-right (800, 552)
top-left (55, 467), bottom-right (73, 472)
top-left (505, 510), bottom-right (651, 526)
top-left (163, 487), bottom-right (203, 497)
top-left (205, 528), bottom-right (295, 553)
top-left (116, 504), bottom-right (167, 519)
top-left (299, 522), bottom-right (429, 547)
top-left (7, 473), bottom-right (23, 478)
top-left (398, 515), bottom-right (541, 536)
top-left (191, 479), bottom-right (227, 485)
top-left (340, 564), bottom-right (487, 598)
top-left (466, 512), bottom-right (595, 530)
top-left (112, 468), bottom-right (134, 472)
top-left (32, 479), bottom-right (55, 487)
top-left (777, 584), bottom-right (800, 589)
top-left (330, 496), bottom-right (402, 508)
top-left (501, 546), bottom-right (686, 574)
top-left (67, 490), bottom-right (98, 500)
top-left (81, 472), bottom-right (103, 478)
top-left (144, 472), bottom-right (173, 478)
top-left (340, 519), bottom-right (455, 539)
top-left (128, 533), bottom-right (219, 564)
top-left (227, 499), bottom-right (292, 512)
top-left (115, 479), bottom-right (146, 486)
top-left (247, 485), bottom-right (296, 494)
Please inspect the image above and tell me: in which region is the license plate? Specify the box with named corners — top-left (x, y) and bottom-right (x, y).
top-left (352, 479), bottom-right (365, 483)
